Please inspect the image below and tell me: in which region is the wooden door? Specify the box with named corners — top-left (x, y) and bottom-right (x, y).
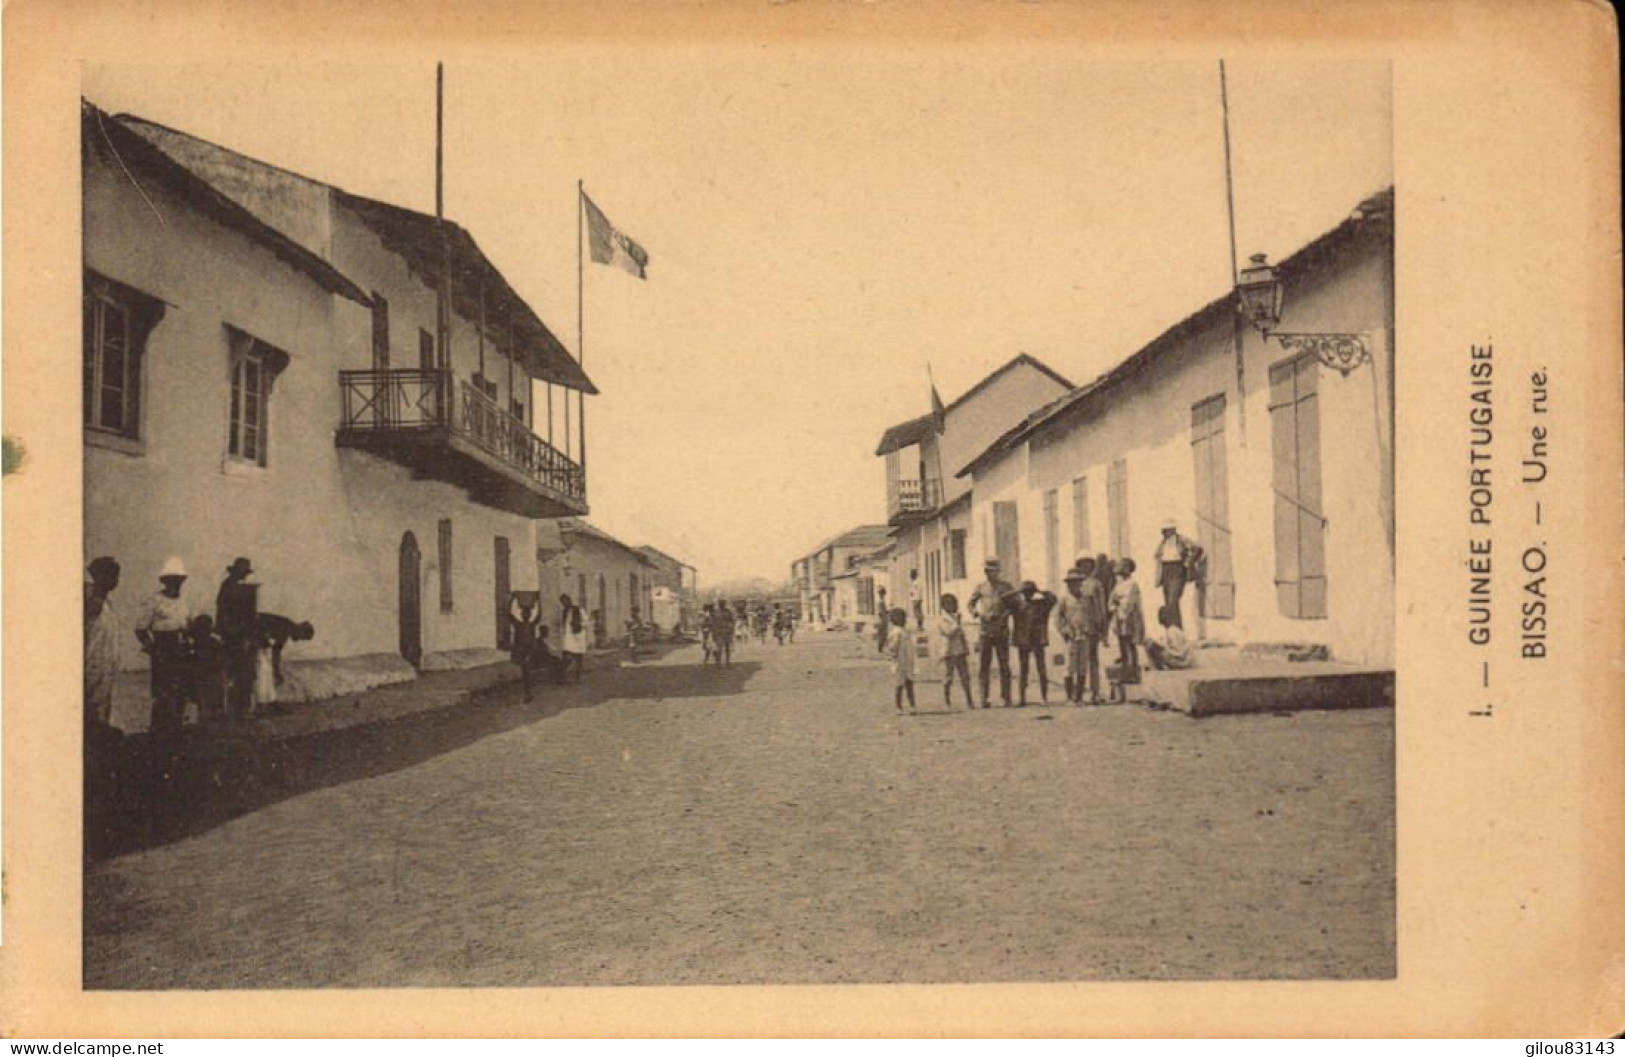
top-left (399, 531), bottom-right (422, 668)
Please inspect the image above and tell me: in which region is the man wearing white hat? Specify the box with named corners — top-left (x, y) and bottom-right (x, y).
top-left (134, 557), bottom-right (194, 737)
top-left (1152, 520), bottom-right (1202, 631)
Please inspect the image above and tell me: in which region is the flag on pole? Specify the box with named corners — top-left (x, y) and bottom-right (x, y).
top-left (582, 191), bottom-right (649, 279)
top-left (929, 366), bottom-right (947, 433)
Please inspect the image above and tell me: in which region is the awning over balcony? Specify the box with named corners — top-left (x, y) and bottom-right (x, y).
top-left (335, 192), bottom-right (597, 394)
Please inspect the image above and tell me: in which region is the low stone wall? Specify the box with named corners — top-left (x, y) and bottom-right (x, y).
top-left (420, 647), bottom-right (509, 673)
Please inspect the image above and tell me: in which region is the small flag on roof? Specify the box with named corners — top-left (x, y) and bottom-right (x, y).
top-left (929, 365), bottom-right (947, 433)
top-left (582, 190), bottom-right (649, 279)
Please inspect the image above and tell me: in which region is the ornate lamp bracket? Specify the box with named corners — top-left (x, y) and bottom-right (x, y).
top-left (1270, 332), bottom-right (1372, 377)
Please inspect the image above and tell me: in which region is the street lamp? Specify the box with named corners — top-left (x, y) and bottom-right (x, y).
top-left (1235, 252), bottom-right (1372, 377)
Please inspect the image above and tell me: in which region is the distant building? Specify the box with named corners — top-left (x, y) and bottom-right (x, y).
top-left (637, 544), bottom-right (698, 633)
top-left (832, 540), bottom-right (894, 638)
top-left (82, 103), bottom-right (595, 728)
top-left (540, 520), bottom-right (657, 648)
top-left (790, 524), bottom-right (892, 627)
top-left (959, 189), bottom-right (1394, 666)
top-left (874, 353), bottom-right (1072, 623)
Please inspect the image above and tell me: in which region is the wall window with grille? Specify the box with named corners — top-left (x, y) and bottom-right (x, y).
top-left (83, 270), bottom-right (164, 445)
top-left (438, 518), bottom-right (454, 613)
top-left (225, 326), bottom-right (287, 468)
top-left (1107, 458), bottom-right (1130, 560)
top-left (1190, 394), bottom-right (1236, 619)
top-left (1269, 354), bottom-right (1328, 619)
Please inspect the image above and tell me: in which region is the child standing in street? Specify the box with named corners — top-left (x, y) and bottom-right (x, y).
top-left (886, 607), bottom-right (917, 713)
top-left (937, 593), bottom-right (974, 709)
top-left (1108, 557), bottom-right (1146, 702)
top-left (1058, 561), bottom-right (1106, 705)
top-left (700, 603), bottom-right (716, 664)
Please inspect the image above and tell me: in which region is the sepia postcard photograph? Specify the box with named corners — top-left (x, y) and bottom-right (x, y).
top-left (2, 0), bottom-right (1621, 1039)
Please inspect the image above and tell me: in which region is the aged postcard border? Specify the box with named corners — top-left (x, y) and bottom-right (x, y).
top-left (4, 0), bottom-right (1622, 1038)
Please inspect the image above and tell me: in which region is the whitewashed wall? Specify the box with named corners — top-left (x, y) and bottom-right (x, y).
top-left (84, 136), bottom-right (538, 681)
top-left (968, 236), bottom-right (1393, 666)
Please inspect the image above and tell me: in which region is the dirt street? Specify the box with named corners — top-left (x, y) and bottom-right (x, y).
top-left (85, 632), bottom-right (1394, 987)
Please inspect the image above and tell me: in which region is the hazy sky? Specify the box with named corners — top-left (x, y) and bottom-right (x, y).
top-left (84, 49), bottom-right (1389, 586)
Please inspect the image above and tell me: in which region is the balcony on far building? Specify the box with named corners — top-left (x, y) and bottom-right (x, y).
top-left (336, 369), bottom-right (587, 518)
top-left (887, 476), bottom-right (942, 524)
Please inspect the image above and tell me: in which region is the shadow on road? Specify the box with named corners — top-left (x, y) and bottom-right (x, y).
top-left (86, 658), bottom-right (762, 863)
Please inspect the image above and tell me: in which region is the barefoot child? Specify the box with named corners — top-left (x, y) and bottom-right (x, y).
top-left (936, 593), bottom-right (974, 709)
top-left (1107, 557), bottom-right (1145, 702)
top-left (886, 607), bottom-right (918, 713)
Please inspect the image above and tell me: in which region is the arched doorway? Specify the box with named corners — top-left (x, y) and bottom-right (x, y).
top-left (399, 531), bottom-right (422, 668)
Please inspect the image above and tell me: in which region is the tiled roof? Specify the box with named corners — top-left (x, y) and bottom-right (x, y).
top-left (83, 102), bottom-right (369, 306)
top-left (113, 111), bottom-right (596, 394)
top-left (874, 353), bottom-right (1074, 456)
top-left (559, 519), bottom-right (654, 563)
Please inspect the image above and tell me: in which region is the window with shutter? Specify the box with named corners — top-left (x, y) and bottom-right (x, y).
top-left (370, 292), bottom-right (390, 368)
top-left (1190, 394), bottom-right (1236, 619)
top-left (1071, 476), bottom-right (1090, 559)
top-left (419, 328), bottom-right (436, 371)
top-left (1043, 489), bottom-right (1060, 589)
top-left (993, 501), bottom-right (1021, 581)
top-left (438, 519), bottom-right (454, 613)
top-left (1107, 459), bottom-right (1130, 560)
top-left (1269, 355), bottom-right (1328, 619)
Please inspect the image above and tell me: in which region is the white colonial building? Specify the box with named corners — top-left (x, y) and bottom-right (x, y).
top-left (958, 189), bottom-right (1394, 666)
top-left (873, 354), bottom-right (1073, 622)
top-left (83, 103), bottom-right (596, 728)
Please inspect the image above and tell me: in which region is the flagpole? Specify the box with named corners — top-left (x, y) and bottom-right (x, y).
top-left (436, 63), bottom-right (452, 402)
top-left (577, 179), bottom-right (588, 478)
top-left (1220, 59), bottom-right (1247, 446)
top-left (927, 363), bottom-right (947, 511)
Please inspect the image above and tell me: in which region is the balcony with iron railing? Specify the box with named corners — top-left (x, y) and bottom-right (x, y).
top-left (886, 475), bottom-right (943, 524)
top-left (336, 368), bottom-right (587, 518)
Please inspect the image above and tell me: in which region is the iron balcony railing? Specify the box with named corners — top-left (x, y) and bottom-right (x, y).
top-left (888, 476), bottom-right (943, 519)
top-left (338, 368), bottom-right (585, 502)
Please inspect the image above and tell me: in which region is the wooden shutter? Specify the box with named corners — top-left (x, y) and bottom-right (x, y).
top-left (494, 535), bottom-right (511, 648)
top-left (1269, 356), bottom-right (1328, 618)
top-left (1190, 395), bottom-right (1236, 618)
top-left (1043, 489), bottom-right (1060, 589)
top-left (1071, 476), bottom-right (1090, 559)
top-left (1107, 459), bottom-right (1130, 559)
top-left (371, 292), bottom-right (390, 368)
top-left (993, 501), bottom-right (1021, 581)
top-left (438, 518), bottom-right (454, 612)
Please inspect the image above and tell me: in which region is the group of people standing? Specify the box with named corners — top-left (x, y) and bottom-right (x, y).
top-left (885, 520), bottom-right (1202, 713)
top-left (84, 554), bottom-right (315, 739)
top-left (697, 600), bottom-right (796, 665)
